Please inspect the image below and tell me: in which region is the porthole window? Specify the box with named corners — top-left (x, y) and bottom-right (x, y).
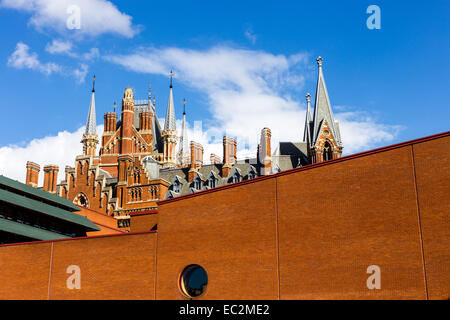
top-left (179, 264), bottom-right (208, 298)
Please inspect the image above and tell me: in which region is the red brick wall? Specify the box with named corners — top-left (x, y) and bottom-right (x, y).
top-left (412, 136), bottom-right (450, 300)
top-left (156, 178), bottom-right (279, 300)
top-left (0, 133), bottom-right (448, 300)
top-left (130, 212), bottom-right (158, 232)
top-left (277, 146), bottom-right (425, 299)
top-left (0, 233), bottom-right (157, 300)
top-left (0, 242), bottom-right (52, 299)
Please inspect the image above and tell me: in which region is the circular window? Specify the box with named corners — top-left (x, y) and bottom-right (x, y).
top-left (179, 265), bottom-right (208, 298)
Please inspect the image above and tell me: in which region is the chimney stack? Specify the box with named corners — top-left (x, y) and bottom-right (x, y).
top-left (43, 165), bottom-right (59, 193)
top-left (25, 161), bottom-right (40, 188)
top-left (210, 154), bottom-right (221, 165)
top-left (188, 141), bottom-right (204, 182)
top-left (222, 136), bottom-right (236, 177)
top-left (139, 111), bottom-right (153, 145)
top-left (104, 112), bottom-right (118, 133)
top-left (258, 128), bottom-right (272, 175)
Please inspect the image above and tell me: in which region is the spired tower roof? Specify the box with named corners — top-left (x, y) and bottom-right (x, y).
top-left (85, 76), bottom-right (97, 135)
top-left (311, 57), bottom-right (342, 147)
top-left (303, 93), bottom-right (313, 145)
top-left (164, 71), bottom-right (176, 131)
top-left (178, 99), bottom-right (190, 164)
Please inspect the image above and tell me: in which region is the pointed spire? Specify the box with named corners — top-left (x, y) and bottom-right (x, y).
top-left (164, 71), bottom-right (176, 131)
top-left (178, 99), bottom-right (189, 164)
top-left (311, 56), bottom-right (341, 146)
top-left (303, 93), bottom-right (312, 144)
top-left (85, 74), bottom-right (97, 135)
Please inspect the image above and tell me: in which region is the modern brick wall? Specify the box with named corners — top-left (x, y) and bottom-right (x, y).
top-left (0, 132), bottom-right (448, 300)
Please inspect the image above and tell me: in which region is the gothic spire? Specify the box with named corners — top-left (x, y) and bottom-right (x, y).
top-left (164, 70), bottom-right (176, 131)
top-left (303, 93), bottom-right (312, 145)
top-left (178, 99), bottom-right (190, 164)
top-left (311, 57), bottom-right (341, 146)
top-left (85, 75), bottom-right (97, 135)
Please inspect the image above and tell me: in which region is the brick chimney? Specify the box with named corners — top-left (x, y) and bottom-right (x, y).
top-left (101, 111), bottom-right (118, 153)
top-left (188, 141), bottom-right (204, 182)
top-left (43, 165), bottom-right (59, 193)
top-left (222, 136), bottom-right (236, 177)
top-left (139, 111), bottom-right (153, 146)
top-left (210, 153), bottom-right (221, 165)
top-left (258, 128), bottom-right (272, 175)
top-left (25, 161), bottom-right (40, 188)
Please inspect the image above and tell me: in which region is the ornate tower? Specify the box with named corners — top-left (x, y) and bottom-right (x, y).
top-left (120, 87), bottom-right (135, 155)
top-left (162, 71), bottom-right (178, 168)
top-left (177, 99), bottom-right (190, 166)
top-left (306, 57), bottom-right (343, 163)
top-left (81, 75), bottom-right (99, 156)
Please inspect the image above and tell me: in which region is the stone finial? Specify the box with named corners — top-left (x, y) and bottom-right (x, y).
top-left (306, 93), bottom-right (311, 103)
top-left (316, 56), bottom-right (323, 68)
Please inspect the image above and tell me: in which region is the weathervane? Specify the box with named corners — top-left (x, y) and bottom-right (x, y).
top-left (113, 101), bottom-right (117, 113)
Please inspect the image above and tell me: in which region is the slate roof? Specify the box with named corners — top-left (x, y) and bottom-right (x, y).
top-left (160, 162), bottom-right (261, 198)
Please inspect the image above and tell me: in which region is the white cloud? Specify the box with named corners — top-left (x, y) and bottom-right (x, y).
top-left (8, 41), bottom-right (93, 83)
top-left (0, 0), bottom-right (140, 38)
top-left (8, 42), bottom-right (62, 75)
top-left (107, 45), bottom-right (402, 158)
top-left (45, 39), bottom-right (74, 55)
top-left (82, 47), bottom-right (100, 60)
top-left (0, 126), bottom-right (103, 186)
top-left (335, 111), bottom-right (404, 154)
top-left (73, 63), bottom-right (89, 83)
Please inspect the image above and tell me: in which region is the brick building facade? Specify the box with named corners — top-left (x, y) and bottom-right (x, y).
top-left (25, 57), bottom-right (344, 230)
top-left (1, 131), bottom-right (448, 299)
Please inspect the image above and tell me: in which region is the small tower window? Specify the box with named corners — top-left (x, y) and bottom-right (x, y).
top-left (323, 141), bottom-right (333, 161)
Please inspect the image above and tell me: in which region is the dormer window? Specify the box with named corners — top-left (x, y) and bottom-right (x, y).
top-left (208, 174), bottom-right (216, 188)
top-left (173, 179), bottom-right (181, 193)
top-left (193, 177), bottom-right (202, 190)
top-left (247, 169), bottom-right (256, 180)
top-left (231, 171), bottom-right (241, 183)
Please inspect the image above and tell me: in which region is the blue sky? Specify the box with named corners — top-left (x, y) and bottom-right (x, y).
top-left (0, 0), bottom-right (449, 182)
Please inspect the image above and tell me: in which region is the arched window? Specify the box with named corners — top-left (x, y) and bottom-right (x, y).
top-left (75, 193), bottom-right (89, 208)
top-left (247, 169), bottom-right (256, 180)
top-left (323, 141), bottom-right (333, 161)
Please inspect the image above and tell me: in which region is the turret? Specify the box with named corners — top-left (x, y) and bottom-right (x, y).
top-left (120, 87), bottom-right (135, 155)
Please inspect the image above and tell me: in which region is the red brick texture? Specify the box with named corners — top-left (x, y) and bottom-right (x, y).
top-left (0, 132), bottom-right (448, 300)
top-left (411, 136), bottom-right (450, 300)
